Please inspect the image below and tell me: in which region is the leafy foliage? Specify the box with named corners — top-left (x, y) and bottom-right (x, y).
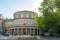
top-left (34, 0), bottom-right (60, 35)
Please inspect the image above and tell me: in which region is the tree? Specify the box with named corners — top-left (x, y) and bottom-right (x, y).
top-left (53, 0), bottom-right (60, 34)
top-left (35, 0), bottom-right (60, 36)
top-left (35, 0), bottom-right (55, 35)
top-left (35, 15), bottom-right (49, 35)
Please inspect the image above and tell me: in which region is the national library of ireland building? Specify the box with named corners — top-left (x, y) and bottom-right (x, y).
top-left (0, 11), bottom-right (40, 36)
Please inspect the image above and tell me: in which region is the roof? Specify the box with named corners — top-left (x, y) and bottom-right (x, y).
top-left (13, 10), bottom-right (37, 15)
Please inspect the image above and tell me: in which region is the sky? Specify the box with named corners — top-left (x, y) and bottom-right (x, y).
top-left (0, 0), bottom-right (43, 19)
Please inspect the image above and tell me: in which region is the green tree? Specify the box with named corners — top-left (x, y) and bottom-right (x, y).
top-left (35, 0), bottom-right (60, 35)
top-left (53, 0), bottom-right (60, 34)
top-left (35, 15), bottom-right (49, 35)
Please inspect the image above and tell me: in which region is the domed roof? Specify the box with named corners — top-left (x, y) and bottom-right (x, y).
top-left (14, 10), bottom-right (37, 15)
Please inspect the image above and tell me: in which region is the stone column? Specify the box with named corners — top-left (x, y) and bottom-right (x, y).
top-left (13, 29), bottom-right (14, 35)
top-left (11, 29), bottom-right (14, 35)
top-left (10, 29), bottom-right (12, 35)
top-left (15, 28), bottom-right (17, 35)
top-left (21, 28), bottom-right (23, 35)
top-left (14, 28), bottom-right (15, 35)
top-left (38, 29), bottom-right (39, 35)
top-left (17, 28), bottom-right (19, 35)
top-left (20, 28), bottom-right (22, 35)
top-left (9, 29), bottom-right (11, 35)
top-left (26, 28), bottom-right (27, 35)
top-left (34, 28), bottom-right (35, 35)
top-left (30, 28), bottom-right (31, 35)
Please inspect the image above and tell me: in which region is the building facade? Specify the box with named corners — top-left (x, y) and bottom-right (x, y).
top-left (0, 11), bottom-right (40, 36)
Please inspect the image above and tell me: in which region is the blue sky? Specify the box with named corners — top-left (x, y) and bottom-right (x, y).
top-left (0, 0), bottom-right (43, 18)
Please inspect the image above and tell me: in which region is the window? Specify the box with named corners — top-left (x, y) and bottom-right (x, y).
top-left (26, 14), bottom-right (29, 18)
top-left (18, 15), bottom-right (21, 18)
top-left (31, 15), bottom-right (34, 18)
top-left (23, 14), bottom-right (25, 18)
top-left (14, 15), bottom-right (18, 18)
top-left (21, 14), bottom-right (23, 18)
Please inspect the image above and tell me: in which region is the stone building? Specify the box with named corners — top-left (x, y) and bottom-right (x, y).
top-left (0, 11), bottom-right (40, 36)
top-left (0, 14), bottom-right (4, 34)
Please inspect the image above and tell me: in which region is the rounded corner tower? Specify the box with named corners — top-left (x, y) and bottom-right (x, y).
top-left (4, 10), bottom-right (40, 36)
